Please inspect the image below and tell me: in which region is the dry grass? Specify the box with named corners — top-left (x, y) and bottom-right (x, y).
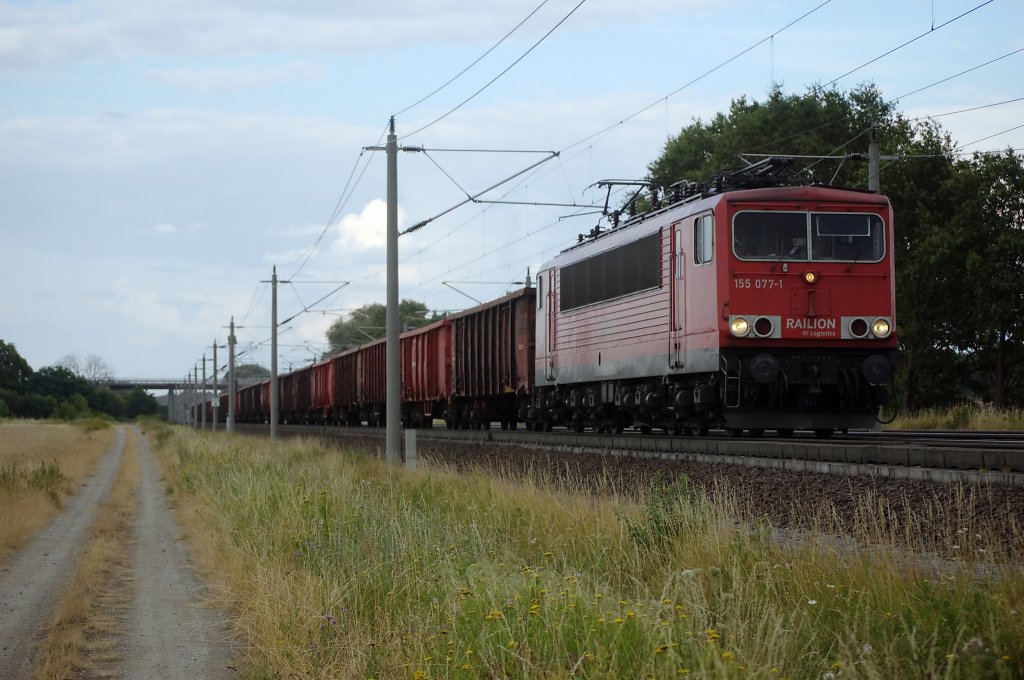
top-left (0, 421), bottom-right (116, 563)
top-left (156, 427), bottom-right (1024, 679)
top-left (32, 426), bottom-right (140, 680)
top-left (888, 403), bottom-right (1024, 430)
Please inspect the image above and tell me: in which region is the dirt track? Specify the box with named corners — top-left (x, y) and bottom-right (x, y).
top-left (0, 426), bottom-right (234, 678)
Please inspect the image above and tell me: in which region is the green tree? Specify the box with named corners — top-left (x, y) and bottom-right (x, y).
top-left (28, 366), bottom-right (90, 403)
top-left (325, 300), bottom-right (437, 354)
top-left (648, 83), bottom-right (910, 190)
top-left (881, 121), bottom-right (965, 409)
top-left (88, 385), bottom-right (126, 419)
top-left (235, 364), bottom-right (271, 379)
top-left (940, 150), bottom-right (1024, 406)
top-left (124, 386), bottom-right (159, 419)
top-left (0, 340), bottom-right (33, 394)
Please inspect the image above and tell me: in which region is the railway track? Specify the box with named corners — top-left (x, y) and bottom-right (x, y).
top-left (228, 422), bottom-right (1024, 487)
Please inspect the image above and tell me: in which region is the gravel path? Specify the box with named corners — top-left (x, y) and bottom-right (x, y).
top-left (115, 426), bottom-right (235, 679)
top-left (0, 426), bottom-right (236, 679)
top-left (0, 427), bottom-right (125, 679)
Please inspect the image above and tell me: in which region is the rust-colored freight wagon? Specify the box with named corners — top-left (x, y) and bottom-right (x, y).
top-left (358, 338), bottom-right (387, 426)
top-left (446, 286), bottom-right (536, 429)
top-left (237, 381), bottom-right (265, 423)
top-left (279, 367), bottom-right (312, 423)
top-left (310, 357), bottom-right (335, 424)
top-left (332, 348), bottom-right (361, 425)
top-left (401, 318), bottom-right (452, 427)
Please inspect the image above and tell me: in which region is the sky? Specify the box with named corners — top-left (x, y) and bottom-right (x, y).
top-left (1, 0), bottom-right (1021, 384)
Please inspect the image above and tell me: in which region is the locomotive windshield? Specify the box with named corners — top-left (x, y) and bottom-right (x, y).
top-left (733, 211), bottom-right (884, 263)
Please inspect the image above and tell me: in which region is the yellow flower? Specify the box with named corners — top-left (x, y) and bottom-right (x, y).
top-left (1001, 655), bottom-right (1011, 662)
top-left (705, 629), bottom-right (720, 640)
top-left (507, 640), bottom-right (520, 649)
top-left (461, 664), bottom-right (472, 670)
top-left (614, 617), bottom-right (624, 624)
top-left (662, 598), bottom-right (674, 605)
top-left (655, 644), bottom-right (669, 655)
top-left (543, 551), bottom-right (554, 558)
top-left (412, 672), bottom-right (427, 680)
top-left (770, 668), bottom-right (780, 674)
top-left (584, 652), bottom-right (595, 662)
top-left (830, 661), bottom-right (845, 670)
top-left (625, 610), bottom-right (636, 619)
top-left (721, 651), bottom-right (734, 662)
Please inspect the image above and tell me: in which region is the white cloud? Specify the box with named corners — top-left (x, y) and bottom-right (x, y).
top-left (152, 223), bottom-right (178, 234)
top-left (0, 0), bottom-right (700, 70)
top-left (330, 198), bottom-right (406, 252)
top-left (146, 61), bottom-right (324, 92)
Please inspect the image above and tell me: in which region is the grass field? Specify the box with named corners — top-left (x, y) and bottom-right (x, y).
top-left (155, 426), bottom-right (1024, 679)
top-left (0, 420), bottom-right (116, 563)
top-left (887, 404), bottom-right (1024, 430)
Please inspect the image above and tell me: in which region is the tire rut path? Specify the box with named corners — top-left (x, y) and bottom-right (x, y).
top-left (114, 426), bottom-right (235, 679)
top-left (0, 426), bottom-right (126, 679)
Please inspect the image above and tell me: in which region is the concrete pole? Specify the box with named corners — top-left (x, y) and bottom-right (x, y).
top-left (385, 117), bottom-right (401, 465)
top-left (227, 318), bottom-right (236, 433)
top-left (192, 367), bottom-right (198, 427)
top-left (271, 266), bottom-right (279, 440)
top-left (868, 124), bottom-right (880, 193)
top-left (201, 354), bottom-right (208, 430)
top-left (212, 340), bottom-right (219, 432)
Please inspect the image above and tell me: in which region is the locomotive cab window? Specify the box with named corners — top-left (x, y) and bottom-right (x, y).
top-left (733, 210), bottom-right (884, 263)
top-left (694, 213), bottom-right (713, 264)
top-left (811, 213), bottom-right (884, 262)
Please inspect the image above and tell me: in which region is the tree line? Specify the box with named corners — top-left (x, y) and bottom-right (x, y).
top-left (0, 341), bottom-right (160, 420)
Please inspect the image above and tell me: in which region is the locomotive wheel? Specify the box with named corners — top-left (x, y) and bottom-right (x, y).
top-left (544, 421), bottom-right (553, 432)
top-left (482, 421), bottom-right (491, 430)
top-left (572, 421), bottom-right (584, 433)
top-left (814, 428), bottom-right (834, 439)
top-left (749, 428), bottom-right (765, 437)
top-left (776, 428), bottom-right (794, 437)
top-left (726, 428), bottom-right (743, 438)
top-left (639, 425), bottom-right (652, 435)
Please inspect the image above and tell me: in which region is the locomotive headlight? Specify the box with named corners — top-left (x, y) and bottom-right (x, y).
top-left (871, 317), bottom-right (892, 338)
top-left (730, 317), bottom-right (750, 337)
top-left (804, 270), bottom-right (818, 284)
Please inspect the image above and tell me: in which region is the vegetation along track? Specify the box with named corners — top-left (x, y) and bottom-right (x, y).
top-left (228, 423), bottom-right (1024, 562)
top-left (234, 423), bottom-right (1024, 486)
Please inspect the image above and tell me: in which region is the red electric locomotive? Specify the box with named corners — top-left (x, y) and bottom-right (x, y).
top-left (529, 159), bottom-right (896, 437)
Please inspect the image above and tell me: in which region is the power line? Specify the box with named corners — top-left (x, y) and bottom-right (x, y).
top-left (393, 0), bottom-right (552, 117)
top-left (559, 0), bottom-right (834, 155)
top-left (893, 47), bottom-right (1024, 101)
top-left (820, 0), bottom-right (995, 89)
top-left (400, 0), bottom-right (589, 140)
top-left (286, 121), bottom-right (390, 280)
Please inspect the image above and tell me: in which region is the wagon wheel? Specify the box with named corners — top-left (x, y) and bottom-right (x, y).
top-left (639, 425), bottom-right (652, 435)
top-left (726, 428), bottom-right (743, 438)
top-left (776, 428), bottom-right (794, 437)
top-left (749, 428), bottom-right (765, 437)
top-left (814, 428), bottom-right (834, 439)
